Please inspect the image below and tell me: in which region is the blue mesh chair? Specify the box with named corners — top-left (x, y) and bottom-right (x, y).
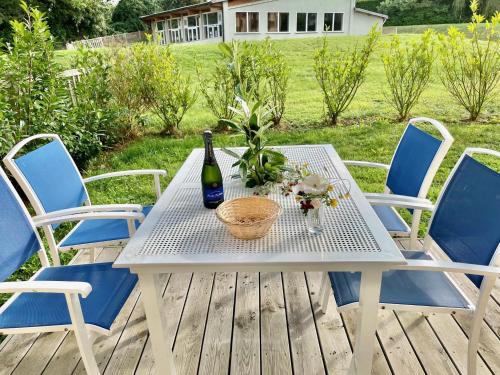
top-left (344, 118), bottom-right (454, 247)
top-left (3, 134), bottom-right (166, 265)
top-left (0, 166), bottom-right (138, 374)
top-left (321, 148), bottom-right (500, 375)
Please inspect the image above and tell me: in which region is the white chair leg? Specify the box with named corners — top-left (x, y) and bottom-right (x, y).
top-left (320, 272), bottom-right (331, 314)
top-left (409, 209), bottom-right (422, 249)
top-left (65, 293), bottom-right (100, 375)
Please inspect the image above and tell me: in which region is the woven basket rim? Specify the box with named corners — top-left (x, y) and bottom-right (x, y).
top-left (216, 196), bottom-right (282, 227)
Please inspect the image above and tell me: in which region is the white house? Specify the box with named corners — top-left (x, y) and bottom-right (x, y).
top-left (141, 0), bottom-right (388, 45)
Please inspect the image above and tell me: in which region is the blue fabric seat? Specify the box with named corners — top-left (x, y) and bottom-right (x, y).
top-left (372, 206), bottom-right (409, 233)
top-left (0, 262), bottom-right (137, 330)
top-left (60, 205), bottom-right (153, 247)
top-left (329, 251), bottom-right (470, 309)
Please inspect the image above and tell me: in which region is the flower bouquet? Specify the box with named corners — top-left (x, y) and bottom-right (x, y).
top-left (282, 163), bottom-right (350, 234)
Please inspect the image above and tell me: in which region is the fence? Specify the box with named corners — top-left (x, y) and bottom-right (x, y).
top-left (66, 31), bottom-right (146, 50)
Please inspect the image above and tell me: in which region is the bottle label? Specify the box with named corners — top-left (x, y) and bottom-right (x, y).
top-left (204, 186), bottom-right (224, 202)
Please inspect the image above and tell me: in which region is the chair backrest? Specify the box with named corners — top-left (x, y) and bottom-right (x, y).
top-left (0, 168), bottom-right (43, 282)
top-left (3, 135), bottom-right (89, 217)
top-left (386, 118), bottom-right (453, 200)
top-left (428, 149), bottom-right (500, 288)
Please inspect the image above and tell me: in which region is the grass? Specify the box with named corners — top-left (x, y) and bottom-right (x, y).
top-left (1, 35), bottom-right (498, 342)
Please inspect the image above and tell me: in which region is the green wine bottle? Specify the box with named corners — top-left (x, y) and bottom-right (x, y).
top-left (202, 130), bottom-right (224, 209)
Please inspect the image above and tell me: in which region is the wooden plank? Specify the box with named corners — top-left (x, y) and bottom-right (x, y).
top-left (173, 272), bottom-right (215, 375)
top-left (101, 274), bottom-right (171, 375)
top-left (135, 272), bottom-right (193, 375)
top-left (260, 272), bottom-right (293, 375)
top-left (230, 272), bottom-right (260, 375)
top-left (304, 272), bottom-right (351, 373)
top-left (376, 310), bottom-right (425, 374)
top-left (198, 272), bottom-right (237, 375)
top-left (397, 311), bottom-right (459, 375)
top-left (341, 310), bottom-right (392, 374)
top-left (0, 249), bottom-right (93, 375)
top-left (282, 272), bottom-right (325, 375)
top-left (426, 313), bottom-right (492, 374)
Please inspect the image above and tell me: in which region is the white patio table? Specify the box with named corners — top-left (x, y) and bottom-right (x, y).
top-left (114, 144), bottom-right (406, 375)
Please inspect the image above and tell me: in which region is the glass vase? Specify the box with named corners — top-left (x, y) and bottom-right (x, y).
top-left (306, 205), bottom-right (324, 235)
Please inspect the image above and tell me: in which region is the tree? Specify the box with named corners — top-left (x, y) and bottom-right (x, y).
top-left (111, 0), bottom-right (160, 33)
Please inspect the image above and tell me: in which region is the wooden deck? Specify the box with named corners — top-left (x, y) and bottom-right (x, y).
top-left (1, 239), bottom-right (499, 375)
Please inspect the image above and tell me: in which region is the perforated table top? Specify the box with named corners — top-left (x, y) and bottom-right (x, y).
top-left (115, 145), bottom-right (405, 272)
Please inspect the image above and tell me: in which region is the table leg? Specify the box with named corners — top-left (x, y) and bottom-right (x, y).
top-left (348, 269), bottom-right (383, 375)
top-left (139, 272), bottom-right (177, 375)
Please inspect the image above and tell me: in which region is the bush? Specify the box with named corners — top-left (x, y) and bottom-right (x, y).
top-left (136, 42), bottom-right (195, 135)
top-left (314, 26), bottom-right (380, 125)
top-left (109, 47), bottom-right (146, 135)
top-left (1, 1), bottom-right (66, 147)
top-left (382, 30), bottom-right (435, 121)
top-left (438, 1), bottom-right (500, 121)
top-left (197, 54), bottom-right (239, 128)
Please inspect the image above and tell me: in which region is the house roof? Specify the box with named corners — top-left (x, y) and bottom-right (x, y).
top-left (140, 1), bottom-right (222, 20)
top-left (354, 7), bottom-right (389, 19)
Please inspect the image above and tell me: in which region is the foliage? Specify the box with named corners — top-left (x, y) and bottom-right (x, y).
top-left (222, 98), bottom-right (287, 188)
top-left (0, 0), bottom-right (112, 44)
top-left (382, 30), bottom-right (435, 120)
top-left (0, 1), bottom-right (66, 156)
top-left (197, 56), bottom-right (239, 128)
top-left (259, 39), bottom-right (290, 127)
top-left (108, 46), bottom-right (146, 135)
top-left (111, 0), bottom-right (160, 33)
top-left (314, 25), bottom-right (380, 125)
top-left (67, 47), bottom-right (127, 166)
top-left (438, 1), bottom-right (500, 120)
top-left (135, 42), bottom-right (195, 135)
top-left (377, 0), bottom-right (466, 26)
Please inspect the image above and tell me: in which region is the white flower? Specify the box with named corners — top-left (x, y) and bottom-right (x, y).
top-left (311, 198), bottom-right (322, 209)
top-left (292, 182), bottom-right (305, 194)
top-left (236, 97), bottom-right (251, 117)
top-left (302, 174), bottom-right (329, 194)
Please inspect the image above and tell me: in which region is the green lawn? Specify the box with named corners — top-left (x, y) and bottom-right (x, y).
top-left (1, 35), bottom-right (497, 332)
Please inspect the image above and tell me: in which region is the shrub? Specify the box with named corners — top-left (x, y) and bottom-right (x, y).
top-left (1, 1), bottom-right (66, 143)
top-left (197, 57), bottom-right (238, 128)
top-left (382, 30), bottom-right (435, 121)
top-left (66, 47), bottom-right (126, 166)
top-left (108, 46), bottom-right (145, 135)
top-left (260, 39), bottom-right (289, 127)
top-left (438, 1), bottom-right (499, 121)
top-left (136, 42), bottom-right (195, 135)
top-left (314, 25), bottom-right (380, 125)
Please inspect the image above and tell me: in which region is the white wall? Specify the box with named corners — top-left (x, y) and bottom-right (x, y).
top-left (222, 0), bottom-right (383, 41)
top-left (350, 11), bottom-right (385, 35)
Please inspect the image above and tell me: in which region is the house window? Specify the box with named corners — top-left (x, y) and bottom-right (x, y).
top-left (268, 12), bottom-right (289, 32)
top-left (297, 13), bottom-right (317, 32)
top-left (203, 12), bottom-right (222, 39)
top-left (236, 12), bottom-right (259, 33)
top-left (156, 21), bottom-right (164, 31)
top-left (324, 13), bottom-right (344, 31)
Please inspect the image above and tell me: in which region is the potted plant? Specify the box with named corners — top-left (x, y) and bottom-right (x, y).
top-left (222, 97), bottom-right (287, 190)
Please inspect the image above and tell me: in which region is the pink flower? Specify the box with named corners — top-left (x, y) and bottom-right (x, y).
top-left (311, 198), bottom-right (322, 209)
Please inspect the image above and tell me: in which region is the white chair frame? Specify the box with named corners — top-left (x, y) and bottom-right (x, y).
top-left (3, 134), bottom-right (167, 266)
top-left (344, 117), bottom-right (454, 248)
top-left (321, 148), bottom-right (500, 375)
top-left (0, 167), bottom-right (143, 375)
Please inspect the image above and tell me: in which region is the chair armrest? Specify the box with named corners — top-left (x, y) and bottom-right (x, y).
top-left (0, 281), bottom-right (92, 297)
top-left (393, 260), bottom-right (500, 277)
top-left (32, 204), bottom-right (143, 223)
top-left (366, 194), bottom-right (434, 211)
top-left (33, 211), bottom-right (145, 227)
top-left (343, 161), bottom-right (390, 170)
top-left (83, 169), bottom-right (167, 183)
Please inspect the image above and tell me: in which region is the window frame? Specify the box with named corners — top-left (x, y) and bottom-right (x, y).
top-left (296, 12), bottom-right (318, 33)
top-left (235, 11), bottom-right (260, 34)
top-left (267, 12), bottom-right (290, 33)
top-left (323, 12), bottom-right (345, 33)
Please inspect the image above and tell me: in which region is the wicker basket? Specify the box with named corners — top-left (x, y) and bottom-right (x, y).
top-left (216, 197), bottom-right (281, 240)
